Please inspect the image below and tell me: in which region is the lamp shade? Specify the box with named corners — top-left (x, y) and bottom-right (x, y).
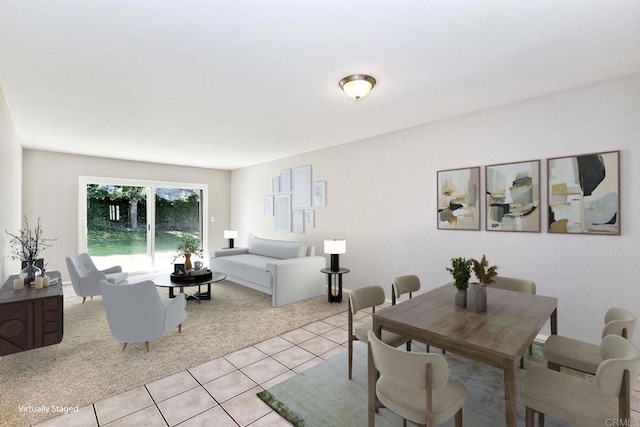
top-left (339, 74), bottom-right (376, 100)
top-left (224, 230), bottom-right (238, 239)
top-left (324, 239), bottom-right (346, 254)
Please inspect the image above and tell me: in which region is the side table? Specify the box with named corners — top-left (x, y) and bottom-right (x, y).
top-left (320, 268), bottom-right (349, 303)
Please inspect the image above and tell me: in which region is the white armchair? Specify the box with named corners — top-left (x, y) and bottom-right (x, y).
top-left (100, 280), bottom-right (186, 352)
top-left (66, 253), bottom-right (128, 303)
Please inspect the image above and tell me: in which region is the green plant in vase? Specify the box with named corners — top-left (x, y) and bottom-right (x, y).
top-left (446, 257), bottom-right (472, 307)
top-left (174, 235), bottom-right (203, 270)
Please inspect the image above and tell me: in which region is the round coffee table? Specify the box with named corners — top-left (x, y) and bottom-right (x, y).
top-left (154, 272), bottom-right (227, 303)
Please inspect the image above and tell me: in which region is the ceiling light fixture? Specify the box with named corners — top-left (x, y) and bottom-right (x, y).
top-left (339, 74), bottom-right (376, 100)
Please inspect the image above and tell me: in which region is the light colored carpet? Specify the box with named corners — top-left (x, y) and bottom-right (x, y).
top-left (259, 342), bottom-right (573, 427)
top-left (0, 279), bottom-right (345, 427)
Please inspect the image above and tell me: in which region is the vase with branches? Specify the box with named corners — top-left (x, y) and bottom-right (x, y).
top-left (5, 217), bottom-right (56, 284)
top-left (467, 254), bottom-right (498, 312)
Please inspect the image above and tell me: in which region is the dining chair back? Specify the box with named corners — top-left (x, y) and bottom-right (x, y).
top-left (367, 330), bottom-right (467, 427)
top-left (522, 334), bottom-right (640, 427)
top-left (348, 285), bottom-right (408, 379)
top-left (543, 307), bottom-right (637, 374)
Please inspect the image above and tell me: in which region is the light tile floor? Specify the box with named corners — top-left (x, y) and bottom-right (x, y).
top-left (34, 306), bottom-right (640, 427)
top-left (34, 309), bottom-right (370, 427)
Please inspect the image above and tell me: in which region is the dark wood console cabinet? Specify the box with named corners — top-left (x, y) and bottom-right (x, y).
top-left (0, 271), bottom-right (63, 356)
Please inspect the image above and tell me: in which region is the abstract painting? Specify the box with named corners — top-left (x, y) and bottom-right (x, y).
top-left (437, 167), bottom-right (480, 230)
top-left (548, 150), bottom-right (620, 235)
top-left (486, 160), bottom-right (540, 232)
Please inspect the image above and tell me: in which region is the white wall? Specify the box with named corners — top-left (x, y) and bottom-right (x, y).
top-left (22, 151), bottom-right (231, 280)
top-left (0, 82), bottom-right (22, 282)
top-left (231, 75), bottom-right (640, 343)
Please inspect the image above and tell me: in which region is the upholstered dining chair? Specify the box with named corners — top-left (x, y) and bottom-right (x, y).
top-left (367, 330), bottom-right (467, 427)
top-left (488, 275), bottom-right (536, 368)
top-left (391, 275), bottom-right (421, 351)
top-left (543, 307), bottom-right (637, 375)
top-left (100, 280), bottom-right (186, 352)
top-left (348, 285), bottom-right (408, 379)
top-left (521, 334), bottom-right (640, 427)
top-left (66, 253), bottom-right (128, 303)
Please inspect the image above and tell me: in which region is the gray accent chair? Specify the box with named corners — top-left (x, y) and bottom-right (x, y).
top-left (100, 280), bottom-right (186, 352)
top-left (521, 334), bottom-right (640, 427)
top-left (543, 307), bottom-right (636, 374)
top-left (66, 253), bottom-right (128, 303)
top-left (488, 275), bottom-right (536, 368)
top-left (348, 285), bottom-right (408, 379)
top-left (367, 330), bottom-right (467, 427)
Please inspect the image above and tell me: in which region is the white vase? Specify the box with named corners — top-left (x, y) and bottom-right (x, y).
top-left (467, 282), bottom-right (487, 312)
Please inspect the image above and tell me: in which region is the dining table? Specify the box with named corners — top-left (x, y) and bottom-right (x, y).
top-left (368, 284), bottom-right (557, 427)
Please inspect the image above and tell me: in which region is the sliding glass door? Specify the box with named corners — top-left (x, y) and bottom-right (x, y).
top-left (79, 177), bottom-right (207, 273)
top-left (153, 187), bottom-right (203, 270)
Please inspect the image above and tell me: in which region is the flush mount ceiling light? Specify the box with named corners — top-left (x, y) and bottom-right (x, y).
top-left (339, 74), bottom-right (376, 100)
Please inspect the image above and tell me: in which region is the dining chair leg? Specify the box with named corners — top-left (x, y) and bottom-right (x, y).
top-left (348, 337), bottom-right (353, 379)
top-left (529, 343), bottom-right (533, 355)
top-left (82, 297), bottom-right (86, 304)
top-left (454, 408), bottom-right (463, 427)
top-left (178, 323), bottom-right (182, 333)
top-left (520, 356), bottom-right (525, 369)
top-left (145, 341), bottom-right (150, 352)
top-left (525, 407), bottom-right (534, 427)
top-left (122, 343), bottom-right (128, 352)
top-left (538, 412), bottom-right (545, 427)
top-left (406, 340), bottom-right (412, 351)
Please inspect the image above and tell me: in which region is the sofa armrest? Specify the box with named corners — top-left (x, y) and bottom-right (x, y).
top-left (101, 265), bottom-right (123, 274)
top-left (266, 256), bottom-right (326, 307)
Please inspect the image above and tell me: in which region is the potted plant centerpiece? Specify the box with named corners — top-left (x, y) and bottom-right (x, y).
top-left (446, 257), bottom-right (472, 307)
top-left (174, 235), bottom-right (203, 271)
top-left (468, 254), bottom-right (498, 312)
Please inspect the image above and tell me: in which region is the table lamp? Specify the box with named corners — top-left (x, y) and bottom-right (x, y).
top-left (224, 230), bottom-right (238, 248)
top-left (324, 239), bottom-right (346, 272)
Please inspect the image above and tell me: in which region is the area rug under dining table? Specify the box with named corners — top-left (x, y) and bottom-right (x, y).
top-left (258, 342), bottom-right (572, 426)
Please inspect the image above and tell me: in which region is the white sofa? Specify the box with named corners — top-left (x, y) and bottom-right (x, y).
top-left (210, 236), bottom-right (326, 307)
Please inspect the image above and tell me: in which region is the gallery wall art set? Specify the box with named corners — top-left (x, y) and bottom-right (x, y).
top-left (437, 150), bottom-right (620, 235)
top-left (266, 164), bottom-right (327, 234)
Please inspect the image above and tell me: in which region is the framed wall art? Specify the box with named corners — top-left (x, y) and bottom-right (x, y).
top-left (272, 176), bottom-right (280, 193)
top-left (548, 150), bottom-right (620, 235)
top-left (437, 166), bottom-right (481, 230)
top-left (304, 209), bottom-right (315, 228)
top-left (292, 165), bottom-right (312, 208)
top-left (485, 159), bottom-right (540, 232)
top-left (312, 181), bottom-right (326, 207)
top-left (292, 210), bottom-right (304, 234)
top-left (280, 169), bottom-right (292, 192)
top-left (264, 195), bottom-right (274, 216)
top-left (274, 194), bottom-right (291, 233)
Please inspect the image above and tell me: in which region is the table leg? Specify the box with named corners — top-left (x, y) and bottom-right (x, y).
top-left (326, 274), bottom-right (332, 302)
top-left (550, 308), bottom-right (558, 335)
top-left (502, 358), bottom-right (517, 427)
top-left (337, 274), bottom-right (343, 303)
top-left (169, 287), bottom-right (175, 298)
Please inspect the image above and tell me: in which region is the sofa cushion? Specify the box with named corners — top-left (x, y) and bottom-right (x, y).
top-left (248, 237), bottom-right (307, 260)
top-left (211, 254), bottom-right (273, 288)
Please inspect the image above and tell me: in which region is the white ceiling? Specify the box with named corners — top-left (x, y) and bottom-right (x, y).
top-left (1, 1), bottom-right (639, 170)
